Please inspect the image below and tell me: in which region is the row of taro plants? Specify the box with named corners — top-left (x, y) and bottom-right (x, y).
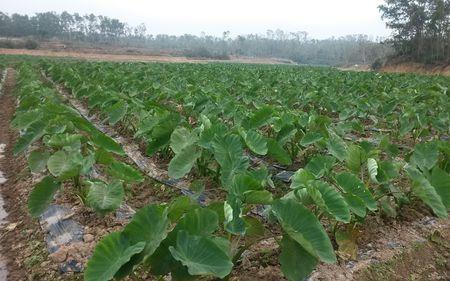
top-left (31, 59), bottom-right (450, 280)
top-left (11, 63), bottom-right (145, 218)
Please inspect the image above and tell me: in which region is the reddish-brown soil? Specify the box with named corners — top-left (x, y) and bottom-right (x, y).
top-left (380, 62), bottom-right (450, 76)
top-left (0, 69), bottom-right (51, 281)
top-left (0, 48), bottom-right (293, 65)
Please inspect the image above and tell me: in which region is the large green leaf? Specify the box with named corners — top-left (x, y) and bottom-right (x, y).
top-left (405, 165), bottom-right (447, 218)
top-left (28, 150), bottom-right (50, 173)
top-left (305, 155), bottom-right (336, 178)
top-left (326, 136), bottom-right (347, 162)
top-left (308, 181), bottom-right (350, 223)
top-left (168, 145), bottom-right (201, 179)
top-left (290, 168), bottom-right (315, 189)
top-left (267, 138), bottom-right (292, 166)
top-left (177, 208), bottom-right (219, 236)
top-left (87, 181), bottom-right (124, 215)
top-left (170, 127), bottom-right (198, 155)
top-left (147, 208), bottom-right (219, 277)
top-left (11, 110), bottom-right (43, 130)
top-left (91, 132), bottom-right (125, 156)
top-left (28, 176), bottom-right (61, 217)
top-left (13, 120), bottom-right (47, 155)
top-left (45, 133), bottom-right (82, 149)
top-left (272, 198), bottom-right (336, 264)
top-left (84, 232), bottom-right (145, 281)
top-left (107, 100), bottom-right (128, 125)
top-left (169, 231), bottom-right (233, 279)
top-left (335, 172), bottom-right (377, 211)
top-left (279, 235), bottom-right (318, 281)
top-left (212, 135), bottom-right (249, 189)
top-left (108, 161), bottom-right (144, 183)
top-left (430, 166), bottom-right (450, 209)
top-left (115, 204), bottom-right (170, 277)
top-left (300, 132), bottom-right (323, 146)
top-left (47, 150), bottom-right (82, 180)
top-left (345, 145), bottom-right (366, 174)
top-left (410, 142), bottom-right (439, 171)
top-left (243, 106), bottom-right (273, 129)
top-left (243, 130), bottom-right (268, 155)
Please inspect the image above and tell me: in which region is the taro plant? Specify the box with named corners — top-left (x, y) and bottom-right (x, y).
top-left (11, 64), bottom-right (142, 217)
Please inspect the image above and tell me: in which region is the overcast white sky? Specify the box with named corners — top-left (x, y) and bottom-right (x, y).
top-left (2, 0), bottom-right (391, 39)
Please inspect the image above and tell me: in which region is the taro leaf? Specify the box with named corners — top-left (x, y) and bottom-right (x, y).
top-left (300, 132), bottom-right (323, 146)
top-left (170, 127), bottom-right (199, 155)
top-left (84, 232), bottom-right (145, 281)
top-left (243, 130), bottom-right (268, 155)
top-left (290, 168), bottom-right (315, 189)
top-left (212, 135), bottom-right (249, 189)
top-left (146, 113), bottom-right (180, 155)
top-left (243, 190), bottom-right (273, 204)
top-left (168, 145), bottom-right (201, 179)
top-left (47, 150), bottom-right (82, 180)
top-left (377, 161), bottom-right (399, 183)
top-left (87, 181), bottom-right (124, 215)
top-left (11, 109), bottom-right (43, 130)
top-left (277, 124), bottom-right (297, 146)
top-left (430, 166), bottom-right (450, 209)
top-left (95, 148), bottom-right (114, 165)
top-left (335, 172), bottom-right (377, 211)
top-left (243, 106), bottom-right (273, 129)
top-left (168, 196), bottom-right (199, 222)
top-left (116, 205), bottom-right (170, 277)
top-left (80, 153), bottom-right (96, 175)
top-left (169, 231), bottom-right (233, 279)
top-left (343, 193), bottom-right (367, 218)
top-left (107, 100), bottom-right (128, 125)
top-left (279, 234), bottom-right (318, 281)
top-left (267, 138), bottom-right (292, 166)
top-left (308, 181), bottom-right (350, 223)
top-left (345, 145), bottom-right (366, 174)
top-left (305, 155), bottom-right (336, 178)
top-left (28, 150), bottom-right (50, 173)
top-left (327, 137), bottom-right (347, 161)
top-left (177, 208), bottom-right (219, 236)
top-left (243, 216), bottom-right (265, 245)
top-left (405, 165), bottom-right (447, 218)
top-left (272, 198), bottom-right (336, 264)
top-left (13, 120), bottom-right (46, 155)
top-left (28, 176), bottom-right (61, 217)
top-left (147, 208), bottom-right (219, 277)
top-left (410, 142), bottom-right (439, 172)
top-left (91, 131), bottom-right (125, 156)
top-left (45, 133), bottom-right (82, 149)
top-left (108, 161), bottom-right (144, 183)
top-left (367, 158), bottom-right (379, 183)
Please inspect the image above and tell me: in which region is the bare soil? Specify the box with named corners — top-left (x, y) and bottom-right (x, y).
top-left (0, 48), bottom-right (292, 65)
top-left (380, 62), bottom-right (450, 76)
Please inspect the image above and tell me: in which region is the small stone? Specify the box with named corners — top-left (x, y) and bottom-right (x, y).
top-left (49, 248), bottom-right (67, 263)
top-left (387, 241), bottom-right (400, 249)
top-left (84, 234), bottom-right (94, 243)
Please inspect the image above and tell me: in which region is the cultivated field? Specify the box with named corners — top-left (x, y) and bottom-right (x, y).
top-left (0, 55), bottom-right (449, 281)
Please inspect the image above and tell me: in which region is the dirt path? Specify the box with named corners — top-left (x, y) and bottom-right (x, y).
top-left (0, 69), bottom-right (48, 281)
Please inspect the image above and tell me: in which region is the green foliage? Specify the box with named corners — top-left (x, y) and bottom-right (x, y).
top-left (28, 176), bottom-right (61, 217)
top-left (87, 181), bottom-right (125, 215)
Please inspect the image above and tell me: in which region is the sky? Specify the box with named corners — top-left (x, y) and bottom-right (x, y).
top-left (2, 0), bottom-right (392, 39)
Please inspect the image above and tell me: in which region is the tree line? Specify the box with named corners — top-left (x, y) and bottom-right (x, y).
top-left (0, 11), bottom-right (393, 66)
top-left (379, 0), bottom-right (450, 63)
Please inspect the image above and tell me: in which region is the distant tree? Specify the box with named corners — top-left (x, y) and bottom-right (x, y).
top-left (379, 0), bottom-right (450, 62)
